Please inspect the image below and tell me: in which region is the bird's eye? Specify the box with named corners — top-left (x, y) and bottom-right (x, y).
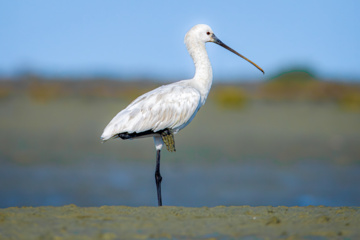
top-left (206, 32), bottom-right (210, 35)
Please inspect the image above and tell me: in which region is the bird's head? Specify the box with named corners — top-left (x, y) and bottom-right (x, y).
top-left (185, 24), bottom-right (264, 74)
top-left (184, 24), bottom-right (215, 44)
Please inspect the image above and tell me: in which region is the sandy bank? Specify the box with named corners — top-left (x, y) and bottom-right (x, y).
top-left (0, 205), bottom-right (359, 239)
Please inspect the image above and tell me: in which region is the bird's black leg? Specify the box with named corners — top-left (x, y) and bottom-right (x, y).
top-left (155, 149), bottom-right (163, 206)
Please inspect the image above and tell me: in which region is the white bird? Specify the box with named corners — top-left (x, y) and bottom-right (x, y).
top-left (101, 24), bottom-right (264, 206)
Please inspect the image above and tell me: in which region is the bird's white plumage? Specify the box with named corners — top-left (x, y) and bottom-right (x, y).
top-left (101, 24), bottom-right (215, 143)
top-left (101, 80), bottom-right (201, 141)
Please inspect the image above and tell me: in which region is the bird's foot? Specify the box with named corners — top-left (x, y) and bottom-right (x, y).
top-left (161, 129), bottom-right (176, 152)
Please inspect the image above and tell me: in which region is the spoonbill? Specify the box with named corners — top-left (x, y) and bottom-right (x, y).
top-left (101, 24), bottom-right (264, 206)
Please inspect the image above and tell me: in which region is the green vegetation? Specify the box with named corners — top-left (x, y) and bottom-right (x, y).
top-left (212, 86), bottom-right (248, 109)
top-left (0, 72), bottom-right (359, 165)
top-left (2, 71), bottom-right (360, 110)
top-left (270, 68), bottom-right (316, 82)
top-left (0, 74), bottom-right (359, 165)
top-left (256, 69), bottom-right (360, 109)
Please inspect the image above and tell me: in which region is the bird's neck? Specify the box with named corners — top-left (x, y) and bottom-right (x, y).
top-left (188, 42), bottom-right (213, 105)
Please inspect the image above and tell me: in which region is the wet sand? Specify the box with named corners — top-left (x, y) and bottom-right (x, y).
top-left (0, 205), bottom-right (359, 239)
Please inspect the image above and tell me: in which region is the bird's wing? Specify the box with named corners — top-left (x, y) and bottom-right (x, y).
top-left (101, 82), bottom-right (201, 141)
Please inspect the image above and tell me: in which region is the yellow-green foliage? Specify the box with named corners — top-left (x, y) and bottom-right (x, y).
top-left (338, 91), bottom-right (360, 111)
top-left (4, 74), bottom-right (360, 108)
top-left (271, 69), bottom-right (315, 83)
top-left (261, 81), bottom-right (345, 101)
top-left (259, 69), bottom-right (360, 102)
top-left (261, 69), bottom-right (317, 100)
top-left (212, 86), bottom-right (248, 109)
top-left (28, 81), bottom-right (64, 103)
top-left (21, 77), bottom-right (158, 102)
top-left (76, 80), bottom-right (157, 100)
top-left (79, 84), bottom-right (121, 99)
top-left (260, 69), bottom-right (360, 111)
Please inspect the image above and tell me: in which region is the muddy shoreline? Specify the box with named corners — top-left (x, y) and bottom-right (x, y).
top-left (0, 205), bottom-right (359, 239)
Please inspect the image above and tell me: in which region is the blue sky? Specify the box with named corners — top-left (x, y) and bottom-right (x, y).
top-left (1, 0), bottom-right (359, 81)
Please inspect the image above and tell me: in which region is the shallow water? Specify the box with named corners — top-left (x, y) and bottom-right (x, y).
top-left (1, 159), bottom-right (359, 208)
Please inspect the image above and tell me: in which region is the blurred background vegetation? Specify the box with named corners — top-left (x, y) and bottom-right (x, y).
top-left (1, 69), bottom-right (360, 165)
top-left (2, 69), bottom-right (360, 109)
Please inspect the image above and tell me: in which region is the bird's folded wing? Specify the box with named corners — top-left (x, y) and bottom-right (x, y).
top-left (101, 83), bottom-right (201, 141)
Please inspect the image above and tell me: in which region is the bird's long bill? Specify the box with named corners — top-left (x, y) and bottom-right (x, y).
top-left (212, 34), bottom-right (264, 74)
